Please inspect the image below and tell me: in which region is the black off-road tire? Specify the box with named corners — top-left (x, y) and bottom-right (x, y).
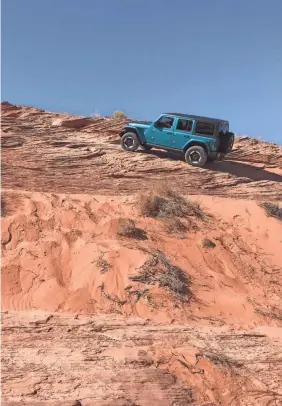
top-left (121, 132), bottom-right (140, 152)
top-left (218, 132), bottom-right (235, 154)
top-left (227, 132), bottom-right (235, 152)
top-left (185, 146), bottom-right (208, 167)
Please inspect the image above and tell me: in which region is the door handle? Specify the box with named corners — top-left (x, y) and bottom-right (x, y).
top-left (166, 132), bottom-right (173, 135)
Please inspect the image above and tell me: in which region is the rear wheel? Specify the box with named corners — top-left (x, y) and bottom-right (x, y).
top-left (121, 132), bottom-right (140, 152)
top-left (227, 132), bottom-right (234, 152)
top-left (185, 146), bottom-right (207, 167)
top-left (219, 132), bottom-right (234, 154)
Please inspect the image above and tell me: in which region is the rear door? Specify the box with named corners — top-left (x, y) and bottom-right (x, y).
top-left (172, 118), bottom-right (194, 149)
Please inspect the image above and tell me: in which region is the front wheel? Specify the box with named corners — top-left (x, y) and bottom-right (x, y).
top-left (185, 146), bottom-right (207, 167)
top-left (121, 132), bottom-right (140, 152)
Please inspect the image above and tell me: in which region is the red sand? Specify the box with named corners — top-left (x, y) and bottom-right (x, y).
top-left (2, 191), bottom-right (282, 328)
top-left (1, 102), bottom-right (282, 405)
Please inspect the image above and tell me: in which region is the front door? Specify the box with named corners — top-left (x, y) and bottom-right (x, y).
top-left (171, 118), bottom-right (194, 149)
top-left (144, 115), bottom-right (175, 148)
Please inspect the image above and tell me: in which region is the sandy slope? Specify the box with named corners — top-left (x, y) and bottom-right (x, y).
top-left (1, 102), bottom-right (282, 405)
top-left (2, 190), bottom-right (282, 328)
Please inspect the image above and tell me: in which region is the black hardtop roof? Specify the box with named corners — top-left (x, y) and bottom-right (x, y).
top-left (163, 112), bottom-right (228, 123)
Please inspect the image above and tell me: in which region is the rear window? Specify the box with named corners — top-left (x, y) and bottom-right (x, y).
top-left (195, 122), bottom-right (214, 136)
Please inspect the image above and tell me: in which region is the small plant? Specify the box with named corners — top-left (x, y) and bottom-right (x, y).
top-left (125, 286), bottom-right (150, 302)
top-left (98, 282), bottom-right (127, 305)
top-left (129, 250), bottom-right (191, 301)
top-left (139, 193), bottom-right (166, 218)
top-left (202, 239), bottom-right (216, 248)
top-left (112, 110), bottom-right (127, 120)
top-left (201, 353), bottom-right (243, 369)
top-left (117, 218), bottom-right (147, 240)
top-left (260, 202), bottom-right (282, 221)
top-left (164, 218), bottom-right (188, 235)
top-left (138, 186), bottom-right (206, 221)
top-left (96, 256), bottom-right (112, 274)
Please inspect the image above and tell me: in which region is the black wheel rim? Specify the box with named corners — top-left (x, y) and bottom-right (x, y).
top-left (189, 151), bottom-right (201, 164)
top-left (124, 137), bottom-right (134, 149)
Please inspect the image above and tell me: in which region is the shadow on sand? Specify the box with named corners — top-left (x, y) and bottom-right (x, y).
top-left (140, 149), bottom-right (282, 183)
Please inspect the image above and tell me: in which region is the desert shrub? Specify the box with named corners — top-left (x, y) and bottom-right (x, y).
top-left (112, 110), bottom-right (127, 120)
top-left (99, 282), bottom-right (126, 305)
top-left (164, 218), bottom-right (188, 234)
top-left (202, 238), bottom-right (216, 248)
top-left (125, 286), bottom-right (150, 303)
top-left (96, 257), bottom-right (112, 274)
top-left (260, 202), bottom-right (282, 221)
top-left (117, 218), bottom-right (147, 240)
top-left (203, 353), bottom-right (243, 369)
top-left (129, 250), bottom-right (191, 300)
top-left (138, 186), bottom-right (206, 221)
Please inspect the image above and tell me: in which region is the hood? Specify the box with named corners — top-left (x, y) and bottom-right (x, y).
top-left (128, 120), bottom-right (152, 129)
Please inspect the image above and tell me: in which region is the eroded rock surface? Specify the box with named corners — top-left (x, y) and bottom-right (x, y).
top-left (1, 102), bottom-right (282, 405)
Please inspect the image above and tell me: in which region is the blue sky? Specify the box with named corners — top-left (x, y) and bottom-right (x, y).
top-left (2, 0), bottom-right (282, 143)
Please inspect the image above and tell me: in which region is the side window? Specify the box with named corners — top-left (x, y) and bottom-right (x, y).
top-left (195, 121), bottom-right (214, 136)
top-left (155, 116), bottom-right (174, 129)
top-left (176, 119), bottom-right (193, 132)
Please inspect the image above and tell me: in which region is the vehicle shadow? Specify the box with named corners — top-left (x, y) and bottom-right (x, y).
top-left (109, 139), bottom-right (121, 145)
top-left (141, 149), bottom-right (184, 162)
top-left (141, 149), bottom-right (282, 183)
top-left (206, 161), bottom-right (282, 182)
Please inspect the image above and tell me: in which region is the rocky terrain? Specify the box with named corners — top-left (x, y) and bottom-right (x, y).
top-left (1, 102), bottom-right (282, 405)
top-left (1, 101), bottom-right (282, 199)
top-left (2, 311), bottom-right (282, 406)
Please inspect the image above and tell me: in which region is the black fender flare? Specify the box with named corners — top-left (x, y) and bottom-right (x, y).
top-left (120, 127), bottom-right (142, 142)
top-left (183, 141), bottom-right (211, 155)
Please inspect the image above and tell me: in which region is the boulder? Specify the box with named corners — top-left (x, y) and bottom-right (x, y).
top-left (51, 117), bottom-right (92, 129)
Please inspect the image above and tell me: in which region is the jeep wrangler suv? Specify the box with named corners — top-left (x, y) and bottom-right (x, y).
top-left (120, 113), bottom-right (234, 167)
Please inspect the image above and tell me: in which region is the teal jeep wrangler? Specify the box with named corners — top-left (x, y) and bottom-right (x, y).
top-left (120, 113), bottom-right (234, 167)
